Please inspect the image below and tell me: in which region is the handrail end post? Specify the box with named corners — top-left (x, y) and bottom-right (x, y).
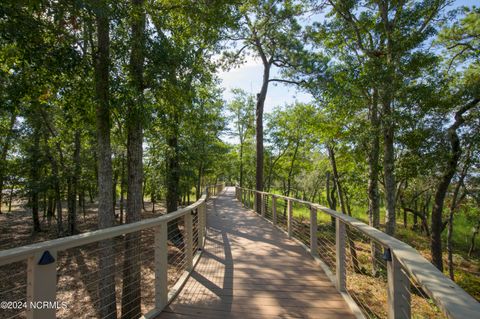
top-left (272, 195), bottom-right (277, 226)
top-left (185, 212), bottom-right (194, 272)
top-left (387, 251), bottom-right (411, 319)
top-left (310, 206), bottom-right (318, 256)
top-left (287, 199), bottom-right (293, 238)
top-left (261, 194), bottom-right (266, 217)
top-left (335, 218), bottom-right (346, 292)
top-left (27, 250), bottom-right (57, 319)
top-left (154, 222), bottom-right (168, 311)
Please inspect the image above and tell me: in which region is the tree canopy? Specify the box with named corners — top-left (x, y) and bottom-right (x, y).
top-left (0, 0), bottom-right (479, 314)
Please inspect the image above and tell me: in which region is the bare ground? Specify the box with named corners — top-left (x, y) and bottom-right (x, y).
top-left (0, 200), bottom-right (197, 319)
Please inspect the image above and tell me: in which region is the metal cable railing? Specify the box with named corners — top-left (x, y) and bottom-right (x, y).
top-left (0, 183), bottom-right (224, 319)
top-left (235, 186), bottom-right (480, 319)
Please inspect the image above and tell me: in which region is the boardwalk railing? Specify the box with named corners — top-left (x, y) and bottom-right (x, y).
top-left (206, 183), bottom-right (224, 198)
top-left (0, 183), bottom-right (224, 319)
top-left (235, 186), bottom-right (480, 319)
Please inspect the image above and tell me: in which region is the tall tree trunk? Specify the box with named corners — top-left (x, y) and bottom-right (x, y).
top-left (122, 1), bottom-right (146, 316)
top-left (30, 127), bottom-right (41, 232)
top-left (142, 176), bottom-right (146, 211)
top-left (468, 220), bottom-right (479, 257)
top-left (94, 2), bottom-right (117, 317)
top-left (382, 100), bottom-right (396, 236)
top-left (447, 188), bottom-right (465, 281)
top-left (266, 145), bottom-right (289, 193)
top-left (326, 172), bottom-right (337, 210)
top-left (55, 183), bottom-right (62, 235)
top-left (447, 147), bottom-right (470, 280)
top-left (367, 92), bottom-right (382, 275)
top-left (88, 186), bottom-right (94, 203)
top-left (255, 61), bottom-right (270, 212)
top-left (196, 163), bottom-right (203, 200)
top-left (239, 143), bottom-right (244, 188)
top-left (0, 112), bottom-right (15, 214)
top-left (326, 144), bottom-right (346, 212)
top-left (431, 99), bottom-right (478, 271)
top-left (327, 144), bottom-right (360, 273)
top-left (113, 167), bottom-right (118, 215)
top-left (326, 171), bottom-right (337, 227)
top-left (43, 189), bottom-right (48, 219)
top-left (44, 138), bottom-right (63, 236)
top-left (47, 195), bottom-right (54, 226)
top-left (67, 178), bottom-right (73, 229)
top-left (412, 198), bottom-right (418, 230)
top-left (378, 0), bottom-right (396, 237)
top-left (166, 133), bottom-right (183, 244)
top-left (120, 153), bottom-right (126, 224)
top-left (151, 185), bottom-right (155, 214)
top-left (68, 131), bottom-right (81, 235)
top-left (8, 182), bottom-right (15, 213)
top-left (422, 195), bottom-right (431, 236)
top-left (286, 142), bottom-right (299, 198)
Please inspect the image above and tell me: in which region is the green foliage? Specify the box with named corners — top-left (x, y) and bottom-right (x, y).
top-left (1, 0), bottom-right (479, 302)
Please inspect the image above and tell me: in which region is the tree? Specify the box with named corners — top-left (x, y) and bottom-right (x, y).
top-left (121, 0), bottom-right (146, 317)
top-left (226, 89), bottom-right (255, 188)
top-left (305, 0), bottom-right (450, 236)
top-left (93, 0), bottom-right (117, 317)
top-left (0, 109), bottom-right (16, 214)
top-left (225, 0), bottom-right (305, 211)
top-left (266, 103), bottom-right (316, 197)
top-left (427, 6), bottom-right (480, 271)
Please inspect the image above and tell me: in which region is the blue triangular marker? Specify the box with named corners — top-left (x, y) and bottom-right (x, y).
top-left (38, 251), bottom-right (55, 265)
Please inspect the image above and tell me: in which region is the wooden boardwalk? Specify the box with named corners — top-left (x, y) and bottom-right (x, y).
top-left (157, 187), bottom-right (355, 319)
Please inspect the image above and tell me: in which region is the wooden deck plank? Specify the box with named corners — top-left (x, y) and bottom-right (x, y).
top-left (156, 187), bottom-right (355, 319)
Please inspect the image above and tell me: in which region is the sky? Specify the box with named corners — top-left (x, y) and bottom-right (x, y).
top-left (216, 0), bottom-right (476, 121)
top-left (218, 56), bottom-right (313, 115)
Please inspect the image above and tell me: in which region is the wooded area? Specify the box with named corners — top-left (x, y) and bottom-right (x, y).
top-left (0, 0), bottom-right (479, 316)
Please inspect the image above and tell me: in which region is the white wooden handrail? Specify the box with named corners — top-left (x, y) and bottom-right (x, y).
top-left (0, 184), bottom-right (225, 266)
top-left (0, 198), bottom-right (205, 266)
top-left (0, 183), bottom-right (224, 319)
top-left (235, 186), bottom-right (480, 319)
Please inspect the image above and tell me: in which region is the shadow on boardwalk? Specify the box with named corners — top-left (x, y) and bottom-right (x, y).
top-left (158, 187), bottom-right (355, 319)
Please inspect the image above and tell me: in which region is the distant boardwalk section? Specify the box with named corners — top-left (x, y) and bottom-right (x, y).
top-left (157, 187), bottom-right (355, 319)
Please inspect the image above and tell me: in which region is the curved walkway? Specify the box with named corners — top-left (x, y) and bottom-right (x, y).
top-left (157, 187), bottom-right (355, 318)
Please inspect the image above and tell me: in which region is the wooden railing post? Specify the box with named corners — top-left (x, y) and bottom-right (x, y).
top-left (287, 199), bottom-right (292, 238)
top-left (253, 191), bottom-right (257, 213)
top-left (198, 204), bottom-right (206, 249)
top-left (154, 222), bottom-right (168, 310)
top-left (387, 251), bottom-right (411, 319)
top-left (310, 206), bottom-right (318, 257)
top-left (185, 212), bottom-right (193, 271)
top-left (336, 218), bottom-right (346, 292)
top-left (272, 195), bottom-right (277, 226)
top-left (261, 194), bottom-right (265, 217)
top-left (27, 250), bottom-right (57, 319)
